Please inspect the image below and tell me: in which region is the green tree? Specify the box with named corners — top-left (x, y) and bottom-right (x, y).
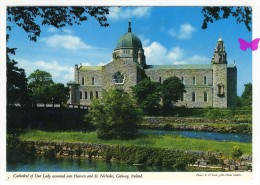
top-left (49, 83), bottom-right (70, 104)
top-left (28, 69), bottom-right (53, 88)
top-left (28, 70), bottom-right (69, 104)
top-left (7, 7), bottom-right (109, 42)
top-left (88, 88), bottom-right (142, 140)
top-left (131, 78), bottom-right (161, 115)
top-left (6, 48), bottom-right (31, 107)
top-left (202, 7), bottom-right (252, 32)
top-left (28, 69), bottom-right (53, 104)
top-left (242, 83), bottom-right (252, 101)
top-left (161, 76), bottom-right (186, 108)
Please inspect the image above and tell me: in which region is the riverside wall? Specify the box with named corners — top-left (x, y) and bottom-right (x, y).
top-left (140, 117), bottom-right (252, 135)
top-left (24, 141), bottom-right (252, 172)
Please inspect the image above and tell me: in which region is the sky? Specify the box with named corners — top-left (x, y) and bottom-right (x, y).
top-left (7, 6), bottom-right (252, 96)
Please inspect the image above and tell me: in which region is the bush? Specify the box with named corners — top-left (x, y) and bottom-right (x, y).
top-left (88, 88), bottom-right (142, 140)
top-left (7, 134), bottom-right (36, 163)
top-left (232, 145), bottom-right (243, 158)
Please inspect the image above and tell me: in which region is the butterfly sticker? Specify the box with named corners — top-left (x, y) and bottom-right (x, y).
top-left (238, 38), bottom-right (260, 51)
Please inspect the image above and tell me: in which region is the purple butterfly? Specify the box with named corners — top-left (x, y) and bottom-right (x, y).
top-left (238, 38), bottom-right (260, 51)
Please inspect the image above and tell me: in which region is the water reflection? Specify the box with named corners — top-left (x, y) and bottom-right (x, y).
top-left (7, 157), bottom-right (180, 172)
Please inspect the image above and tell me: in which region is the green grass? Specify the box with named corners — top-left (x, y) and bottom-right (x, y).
top-left (19, 130), bottom-right (252, 157)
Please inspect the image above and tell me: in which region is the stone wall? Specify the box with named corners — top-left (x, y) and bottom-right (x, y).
top-left (213, 64), bottom-right (227, 107)
top-left (102, 59), bottom-right (139, 93)
top-left (140, 117), bottom-right (252, 134)
top-left (24, 141), bottom-right (252, 172)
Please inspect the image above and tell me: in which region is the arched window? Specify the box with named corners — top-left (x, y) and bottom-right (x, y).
top-left (180, 92), bottom-right (184, 101)
top-left (159, 77), bottom-right (162, 83)
top-left (192, 92), bottom-right (196, 102)
top-left (85, 92), bottom-right (88, 99)
top-left (92, 77), bottom-right (95, 85)
top-left (204, 92), bottom-right (208, 102)
top-left (193, 76), bottom-right (196, 85)
top-left (80, 91), bottom-right (83, 100)
top-left (82, 78), bottom-right (84, 85)
top-left (181, 76), bottom-right (184, 84)
top-left (204, 76), bottom-right (207, 85)
top-left (217, 84), bottom-right (225, 96)
top-left (96, 91), bottom-right (99, 98)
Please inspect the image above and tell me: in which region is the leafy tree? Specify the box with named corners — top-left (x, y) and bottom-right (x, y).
top-left (131, 78), bottom-right (161, 115)
top-left (88, 88), bottom-right (142, 140)
top-left (28, 69), bottom-right (53, 88)
top-left (202, 7), bottom-right (252, 32)
top-left (237, 83), bottom-right (252, 107)
top-left (6, 47), bottom-right (31, 107)
top-left (7, 7), bottom-right (109, 42)
top-left (28, 70), bottom-right (69, 104)
top-left (242, 83), bottom-right (252, 101)
top-left (161, 76), bottom-right (186, 108)
top-left (49, 83), bottom-right (70, 104)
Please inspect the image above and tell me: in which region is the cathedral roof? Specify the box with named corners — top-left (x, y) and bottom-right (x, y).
top-left (115, 20), bottom-right (142, 49)
top-left (146, 64), bottom-right (236, 70)
top-left (79, 66), bottom-right (102, 71)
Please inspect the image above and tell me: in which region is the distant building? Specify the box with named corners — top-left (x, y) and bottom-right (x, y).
top-left (67, 21), bottom-right (237, 108)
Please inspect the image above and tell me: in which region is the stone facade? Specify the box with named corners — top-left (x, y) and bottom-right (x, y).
top-left (67, 22), bottom-right (237, 108)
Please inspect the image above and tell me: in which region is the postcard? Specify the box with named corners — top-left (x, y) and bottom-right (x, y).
top-left (0, 1), bottom-right (259, 185)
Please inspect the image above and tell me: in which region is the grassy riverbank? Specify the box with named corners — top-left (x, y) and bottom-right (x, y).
top-left (19, 130), bottom-right (252, 157)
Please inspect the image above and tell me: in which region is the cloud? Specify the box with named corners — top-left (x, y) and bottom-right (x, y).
top-left (47, 27), bottom-right (73, 34)
top-left (108, 7), bottom-right (152, 20)
top-left (40, 34), bottom-right (95, 50)
top-left (144, 41), bottom-right (209, 65)
top-left (144, 42), bottom-right (168, 65)
top-left (168, 23), bottom-right (196, 40)
top-left (18, 59), bottom-right (74, 84)
top-left (167, 47), bottom-right (184, 61)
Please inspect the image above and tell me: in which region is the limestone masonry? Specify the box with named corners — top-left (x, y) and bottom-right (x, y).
top-left (67, 21), bottom-right (237, 108)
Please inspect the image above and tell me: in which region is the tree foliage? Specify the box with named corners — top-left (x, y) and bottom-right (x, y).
top-left (202, 7), bottom-right (252, 32)
top-left (28, 69), bottom-right (69, 104)
top-left (161, 76), bottom-right (186, 108)
top-left (6, 49), bottom-right (31, 107)
top-left (242, 83), bottom-right (252, 101)
top-left (88, 88), bottom-right (142, 140)
top-left (28, 69), bottom-right (53, 88)
top-left (131, 78), bottom-right (161, 115)
top-left (237, 83), bottom-right (252, 107)
top-left (7, 6), bottom-right (109, 42)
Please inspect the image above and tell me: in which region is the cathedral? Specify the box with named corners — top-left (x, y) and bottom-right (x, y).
top-left (67, 21), bottom-right (237, 108)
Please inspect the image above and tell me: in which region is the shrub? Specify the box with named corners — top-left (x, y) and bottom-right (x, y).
top-left (232, 145), bottom-right (243, 158)
top-left (88, 88), bottom-right (142, 140)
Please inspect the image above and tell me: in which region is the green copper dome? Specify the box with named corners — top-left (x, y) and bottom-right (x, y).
top-left (116, 20), bottom-right (142, 49)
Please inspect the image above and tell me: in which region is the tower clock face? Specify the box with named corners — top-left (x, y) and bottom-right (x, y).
top-left (113, 71), bottom-right (125, 84)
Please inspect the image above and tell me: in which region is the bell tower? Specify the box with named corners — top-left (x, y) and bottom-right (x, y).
top-left (212, 37), bottom-right (228, 108)
top-left (211, 37), bottom-right (227, 64)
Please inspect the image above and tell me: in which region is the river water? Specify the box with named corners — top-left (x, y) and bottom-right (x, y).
top-left (139, 129), bottom-right (252, 143)
top-left (7, 130), bottom-right (252, 172)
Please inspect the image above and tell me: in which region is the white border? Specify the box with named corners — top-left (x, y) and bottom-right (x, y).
top-left (1, 1), bottom-right (259, 185)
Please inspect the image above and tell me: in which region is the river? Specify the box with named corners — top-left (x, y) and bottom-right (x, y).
top-left (7, 157), bottom-right (181, 172)
top-left (139, 129), bottom-right (252, 143)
